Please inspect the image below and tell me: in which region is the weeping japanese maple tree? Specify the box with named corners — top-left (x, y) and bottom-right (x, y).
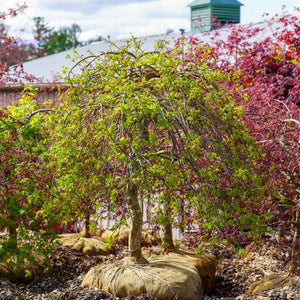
top-left (51, 38), bottom-right (265, 262)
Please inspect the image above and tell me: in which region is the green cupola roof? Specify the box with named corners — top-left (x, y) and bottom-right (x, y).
top-left (188, 0), bottom-right (243, 7)
top-left (188, 0), bottom-right (244, 32)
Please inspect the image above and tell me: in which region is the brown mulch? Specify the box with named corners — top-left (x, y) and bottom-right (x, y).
top-left (0, 238), bottom-right (299, 300)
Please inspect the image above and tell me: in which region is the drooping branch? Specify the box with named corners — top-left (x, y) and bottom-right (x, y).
top-left (24, 109), bottom-right (56, 122)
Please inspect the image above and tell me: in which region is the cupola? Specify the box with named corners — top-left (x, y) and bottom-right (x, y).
top-left (188, 0), bottom-right (243, 32)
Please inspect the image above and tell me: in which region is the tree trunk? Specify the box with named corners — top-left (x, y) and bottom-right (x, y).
top-left (81, 213), bottom-right (91, 238)
top-left (5, 198), bottom-right (18, 250)
top-left (127, 180), bottom-right (146, 263)
top-left (178, 197), bottom-right (185, 237)
top-left (290, 207), bottom-right (300, 275)
top-left (163, 196), bottom-right (174, 250)
top-left (125, 117), bottom-right (149, 264)
top-left (6, 223), bottom-right (17, 239)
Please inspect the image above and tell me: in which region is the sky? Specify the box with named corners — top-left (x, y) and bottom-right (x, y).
top-left (2, 0), bottom-right (300, 42)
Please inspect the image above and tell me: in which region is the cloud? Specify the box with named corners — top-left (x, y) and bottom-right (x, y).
top-left (3, 0), bottom-right (190, 42)
top-left (72, 0), bottom-right (190, 40)
top-left (40, 0), bottom-right (157, 15)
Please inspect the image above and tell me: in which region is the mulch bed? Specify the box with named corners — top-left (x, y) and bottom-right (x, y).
top-left (0, 238), bottom-right (299, 299)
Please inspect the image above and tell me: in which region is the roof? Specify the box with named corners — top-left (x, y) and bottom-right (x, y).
top-left (21, 19), bottom-right (286, 83)
top-left (188, 0), bottom-right (244, 7)
top-left (22, 33), bottom-right (184, 82)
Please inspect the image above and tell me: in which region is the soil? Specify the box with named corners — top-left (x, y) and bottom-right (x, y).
top-left (0, 237), bottom-right (299, 300)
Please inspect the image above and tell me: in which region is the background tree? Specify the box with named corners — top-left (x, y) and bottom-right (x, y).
top-left (187, 11), bottom-right (300, 274)
top-left (0, 5), bottom-right (59, 281)
top-left (0, 5), bottom-right (37, 85)
top-left (32, 16), bottom-right (53, 57)
top-left (0, 89), bottom-right (58, 279)
top-left (229, 13), bottom-right (299, 274)
top-left (0, 23), bottom-right (33, 66)
top-left (41, 23), bottom-right (82, 54)
top-left (84, 35), bottom-right (107, 46)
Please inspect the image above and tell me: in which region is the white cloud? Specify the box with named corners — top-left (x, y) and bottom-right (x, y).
top-left (2, 0), bottom-right (190, 41)
top-left (2, 0), bottom-right (297, 43)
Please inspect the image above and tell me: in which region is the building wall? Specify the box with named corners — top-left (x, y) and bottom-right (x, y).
top-left (212, 4), bottom-right (241, 24)
top-left (0, 84), bottom-right (71, 107)
top-left (191, 6), bottom-right (212, 32)
top-left (190, 2), bottom-right (242, 33)
top-left (0, 88), bottom-right (23, 107)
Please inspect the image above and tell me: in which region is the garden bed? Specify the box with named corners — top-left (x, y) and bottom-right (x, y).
top-left (0, 237), bottom-right (299, 299)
